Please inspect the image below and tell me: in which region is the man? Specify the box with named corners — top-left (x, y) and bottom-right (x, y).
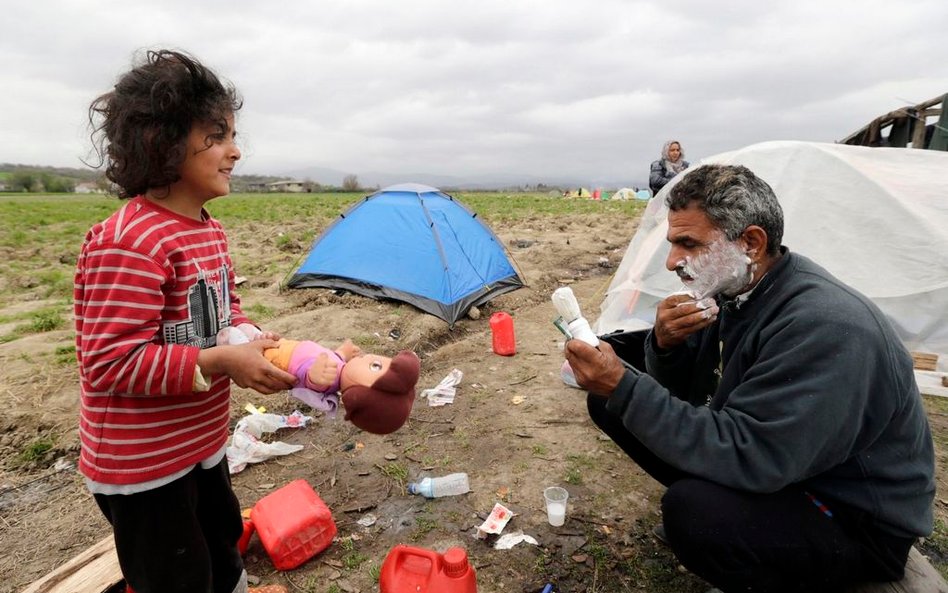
top-left (565, 164), bottom-right (934, 593)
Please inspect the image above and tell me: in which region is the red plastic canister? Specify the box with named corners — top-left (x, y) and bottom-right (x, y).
top-left (379, 545), bottom-right (477, 593)
top-left (250, 479), bottom-right (337, 570)
top-left (489, 311), bottom-right (516, 356)
top-left (238, 518), bottom-right (255, 555)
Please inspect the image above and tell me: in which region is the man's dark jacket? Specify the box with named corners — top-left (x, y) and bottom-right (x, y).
top-left (606, 249), bottom-right (935, 537)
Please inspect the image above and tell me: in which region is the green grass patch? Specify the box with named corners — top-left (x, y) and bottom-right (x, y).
top-left (20, 438), bottom-right (54, 462)
top-left (379, 462), bottom-right (409, 489)
top-left (15, 308), bottom-right (66, 334)
top-left (55, 344), bottom-right (77, 365)
top-left (244, 302), bottom-right (275, 321)
top-left (564, 453), bottom-right (597, 485)
top-left (410, 515), bottom-right (438, 541)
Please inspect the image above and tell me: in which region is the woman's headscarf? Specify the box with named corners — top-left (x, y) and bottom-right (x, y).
top-left (661, 140), bottom-right (687, 174)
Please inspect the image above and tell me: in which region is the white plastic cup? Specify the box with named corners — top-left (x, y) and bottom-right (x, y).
top-left (543, 486), bottom-right (569, 526)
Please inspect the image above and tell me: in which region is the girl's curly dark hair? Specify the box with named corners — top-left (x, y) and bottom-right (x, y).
top-left (88, 49), bottom-right (243, 199)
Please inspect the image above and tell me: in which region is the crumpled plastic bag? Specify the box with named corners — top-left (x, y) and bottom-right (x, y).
top-left (493, 530), bottom-right (539, 549)
top-left (226, 410), bottom-right (312, 474)
top-left (421, 368), bottom-right (463, 406)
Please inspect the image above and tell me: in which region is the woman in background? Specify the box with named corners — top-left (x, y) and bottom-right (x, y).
top-left (649, 140), bottom-right (689, 195)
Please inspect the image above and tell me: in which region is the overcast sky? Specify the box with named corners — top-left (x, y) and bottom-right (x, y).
top-left (2, 1), bottom-right (946, 186)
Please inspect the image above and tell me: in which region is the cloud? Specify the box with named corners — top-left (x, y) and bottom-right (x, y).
top-left (1, 0), bottom-right (946, 187)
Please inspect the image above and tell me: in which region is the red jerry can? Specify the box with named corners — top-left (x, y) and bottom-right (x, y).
top-left (379, 545), bottom-right (477, 593)
top-left (489, 311), bottom-right (516, 356)
top-left (250, 479), bottom-right (337, 570)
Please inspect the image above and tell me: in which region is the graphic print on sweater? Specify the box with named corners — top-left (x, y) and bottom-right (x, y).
top-left (162, 264), bottom-right (233, 348)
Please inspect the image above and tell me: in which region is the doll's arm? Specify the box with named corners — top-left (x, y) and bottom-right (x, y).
top-left (335, 339), bottom-right (362, 362)
top-left (306, 352), bottom-right (341, 392)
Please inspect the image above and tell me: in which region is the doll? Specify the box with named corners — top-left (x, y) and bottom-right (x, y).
top-left (218, 325), bottom-right (419, 434)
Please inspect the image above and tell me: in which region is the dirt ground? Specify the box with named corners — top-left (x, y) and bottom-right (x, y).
top-left (1, 211), bottom-right (946, 593)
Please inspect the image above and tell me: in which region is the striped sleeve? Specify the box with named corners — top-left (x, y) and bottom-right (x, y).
top-left (75, 240), bottom-right (199, 396)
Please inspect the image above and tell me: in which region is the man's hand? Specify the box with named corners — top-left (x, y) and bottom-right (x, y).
top-left (653, 294), bottom-right (719, 350)
top-left (564, 339), bottom-right (627, 397)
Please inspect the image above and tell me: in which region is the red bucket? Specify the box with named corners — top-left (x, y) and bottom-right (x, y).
top-left (379, 545), bottom-right (477, 593)
top-left (489, 312), bottom-right (516, 356)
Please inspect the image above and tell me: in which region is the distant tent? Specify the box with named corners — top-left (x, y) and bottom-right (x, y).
top-left (608, 188), bottom-right (652, 201)
top-left (609, 188), bottom-right (638, 201)
top-left (286, 183), bottom-right (525, 326)
top-left (595, 141), bottom-right (948, 370)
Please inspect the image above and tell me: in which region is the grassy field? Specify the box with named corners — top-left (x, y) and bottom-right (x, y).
top-left (0, 191), bottom-right (643, 341)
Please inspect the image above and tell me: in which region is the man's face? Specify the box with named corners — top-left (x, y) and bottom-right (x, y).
top-left (665, 204), bottom-right (753, 299)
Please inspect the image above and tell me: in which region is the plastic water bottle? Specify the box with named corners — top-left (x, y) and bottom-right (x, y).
top-left (408, 473), bottom-right (470, 498)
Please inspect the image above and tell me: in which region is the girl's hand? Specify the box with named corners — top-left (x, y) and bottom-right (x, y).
top-left (200, 340), bottom-right (297, 394)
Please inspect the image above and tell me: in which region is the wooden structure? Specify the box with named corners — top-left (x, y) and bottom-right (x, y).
top-left (840, 93), bottom-right (948, 150)
top-left (21, 535), bottom-right (122, 593)
top-left (847, 547), bottom-right (948, 593)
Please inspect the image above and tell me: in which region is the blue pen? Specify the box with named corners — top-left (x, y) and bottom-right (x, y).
top-left (540, 584), bottom-right (553, 593)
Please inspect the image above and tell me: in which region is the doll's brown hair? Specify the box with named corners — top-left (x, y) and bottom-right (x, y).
top-left (342, 351), bottom-right (420, 434)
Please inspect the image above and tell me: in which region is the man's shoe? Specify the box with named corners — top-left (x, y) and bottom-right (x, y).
top-left (652, 522), bottom-right (670, 546)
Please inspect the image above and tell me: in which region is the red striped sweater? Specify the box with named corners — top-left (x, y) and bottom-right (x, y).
top-left (74, 197), bottom-right (250, 485)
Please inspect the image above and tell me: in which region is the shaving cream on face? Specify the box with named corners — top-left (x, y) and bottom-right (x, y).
top-left (675, 236), bottom-right (754, 299)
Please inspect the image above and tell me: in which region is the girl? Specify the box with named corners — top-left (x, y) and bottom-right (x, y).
top-left (77, 49), bottom-right (295, 593)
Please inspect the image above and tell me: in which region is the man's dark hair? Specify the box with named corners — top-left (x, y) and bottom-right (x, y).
top-left (666, 164), bottom-right (784, 255)
top-left (88, 49), bottom-right (243, 199)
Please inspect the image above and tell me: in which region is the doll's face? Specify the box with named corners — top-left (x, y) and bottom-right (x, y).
top-left (340, 354), bottom-right (392, 391)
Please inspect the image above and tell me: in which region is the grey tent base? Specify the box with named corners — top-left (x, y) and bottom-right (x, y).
top-left (286, 273), bottom-right (525, 327)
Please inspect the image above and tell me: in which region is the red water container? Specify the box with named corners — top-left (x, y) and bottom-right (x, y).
top-left (379, 545), bottom-right (477, 593)
top-left (489, 311), bottom-right (516, 356)
top-left (250, 479), bottom-right (337, 570)
top-left (238, 518), bottom-right (255, 555)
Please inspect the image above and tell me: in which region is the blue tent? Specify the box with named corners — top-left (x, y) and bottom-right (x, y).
top-left (286, 183), bottom-right (525, 326)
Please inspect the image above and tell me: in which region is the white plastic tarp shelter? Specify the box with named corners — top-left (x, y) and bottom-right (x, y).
top-left (594, 141), bottom-right (948, 372)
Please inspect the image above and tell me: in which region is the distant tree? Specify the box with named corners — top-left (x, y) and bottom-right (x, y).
top-left (342, 174), bottom-right (360, 192)
top-left (9, 171), bottom-right (37, 192)
top-left (40, 173), bottom-right (75, 193)
top-left (50, 177), bottom-right (76, 193)
top-left (302, 177), bottom-right (322, 193)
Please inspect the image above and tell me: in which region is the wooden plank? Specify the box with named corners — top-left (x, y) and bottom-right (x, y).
top-left (21, 535), bottom-right (123, 593)
top-left (918, 371), bottom-right (948, 398)
top-left (911, 113), bottom-right (928, 147)
top-left (912, 351), bottom-right (939, 372)
top-left (847, 547), bottom-right (948, 593)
